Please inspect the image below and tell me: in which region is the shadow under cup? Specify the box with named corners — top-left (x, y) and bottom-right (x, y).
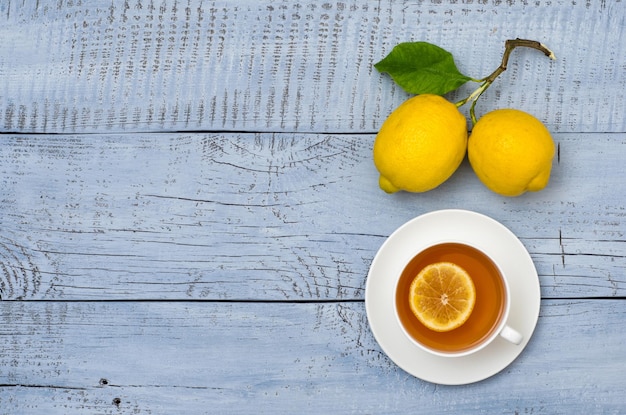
top-left (395, 242), bottom-right (507, 356)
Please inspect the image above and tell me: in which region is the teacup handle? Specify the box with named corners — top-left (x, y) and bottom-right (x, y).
top-left (499, 325), bottom-right (523, 345)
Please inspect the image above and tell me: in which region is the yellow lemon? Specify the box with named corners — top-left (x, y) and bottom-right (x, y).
top-left (468, 109), bottom-right (555, 196)
top-left (373, 94), bottom-right (468, 193)
top-left (409, 262), bottom-right (476, 332)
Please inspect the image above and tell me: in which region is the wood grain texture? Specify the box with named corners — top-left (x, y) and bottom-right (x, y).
top-left (1, 1), bottom-right (625, 412)
top-left (0, 132), bottom-right (624, 301)
top-left (0, 300), bottom-right (624, 414)
top-left (1, 1), bottom-right (624, 134)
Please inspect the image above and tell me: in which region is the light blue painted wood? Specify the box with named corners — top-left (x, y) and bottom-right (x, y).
top-left (0, 300), bottom-right (624, 414)
top-left (0, 0), bottom-right (625, 412)
top-left (0, 132), bottom-right (624, 301)
top-left (0, 1), bottom-right (624, 133)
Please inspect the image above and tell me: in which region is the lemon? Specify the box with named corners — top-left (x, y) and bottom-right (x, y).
top-left (468, 109), bottom-right (555, 196)
top-left (373, 94), bottom-right (468, 193)
top-left (409, 262), bottom-right (476, 332)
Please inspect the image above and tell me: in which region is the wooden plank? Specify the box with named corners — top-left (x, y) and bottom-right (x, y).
top-left (1, 1), bottom-right (624, 134)
top-left (0, 300), bottom-right (624, 413)
top-left (0, 132), bottom-right (624, 301)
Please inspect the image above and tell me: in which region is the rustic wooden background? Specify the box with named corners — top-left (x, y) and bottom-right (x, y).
top-left (1, 1), bottom-right (625, 413)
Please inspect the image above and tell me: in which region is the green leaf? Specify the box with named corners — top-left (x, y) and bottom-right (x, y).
top-left (374, 41), bottom-right (472, 95)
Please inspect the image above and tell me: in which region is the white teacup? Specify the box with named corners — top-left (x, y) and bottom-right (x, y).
top-left (394, 241), bottom-right (523, 358)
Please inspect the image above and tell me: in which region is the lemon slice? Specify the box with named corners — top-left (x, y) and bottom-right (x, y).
top-left (409, 262), bottom-right (476, 332)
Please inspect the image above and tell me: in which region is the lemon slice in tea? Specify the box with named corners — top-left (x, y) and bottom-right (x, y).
top-left (409, 262), bottom-right (476, 332)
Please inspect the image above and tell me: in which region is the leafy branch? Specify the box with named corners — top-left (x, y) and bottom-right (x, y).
top-left (374, 38), bottom-right (556, 124)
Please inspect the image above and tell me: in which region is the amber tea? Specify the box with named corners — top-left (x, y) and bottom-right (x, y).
top-left (395, 242), bottom-right (506, 354)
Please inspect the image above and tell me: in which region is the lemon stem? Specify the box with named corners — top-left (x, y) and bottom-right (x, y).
top-left (455, 39), bottom-right (556, 125)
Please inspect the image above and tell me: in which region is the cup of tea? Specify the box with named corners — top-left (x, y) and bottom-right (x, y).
top-left (394, 241), bottom-right (523, 357)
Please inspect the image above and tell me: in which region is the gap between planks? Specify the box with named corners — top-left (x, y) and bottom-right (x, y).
top-left (1, 297), bottom-right (624, 303)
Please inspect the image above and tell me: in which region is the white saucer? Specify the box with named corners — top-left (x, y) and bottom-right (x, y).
top-left (365, 209), bottom-right (540, 385)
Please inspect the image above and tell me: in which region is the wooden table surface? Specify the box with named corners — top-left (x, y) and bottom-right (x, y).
top-left (1, 1), bottom-right (625, 413)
